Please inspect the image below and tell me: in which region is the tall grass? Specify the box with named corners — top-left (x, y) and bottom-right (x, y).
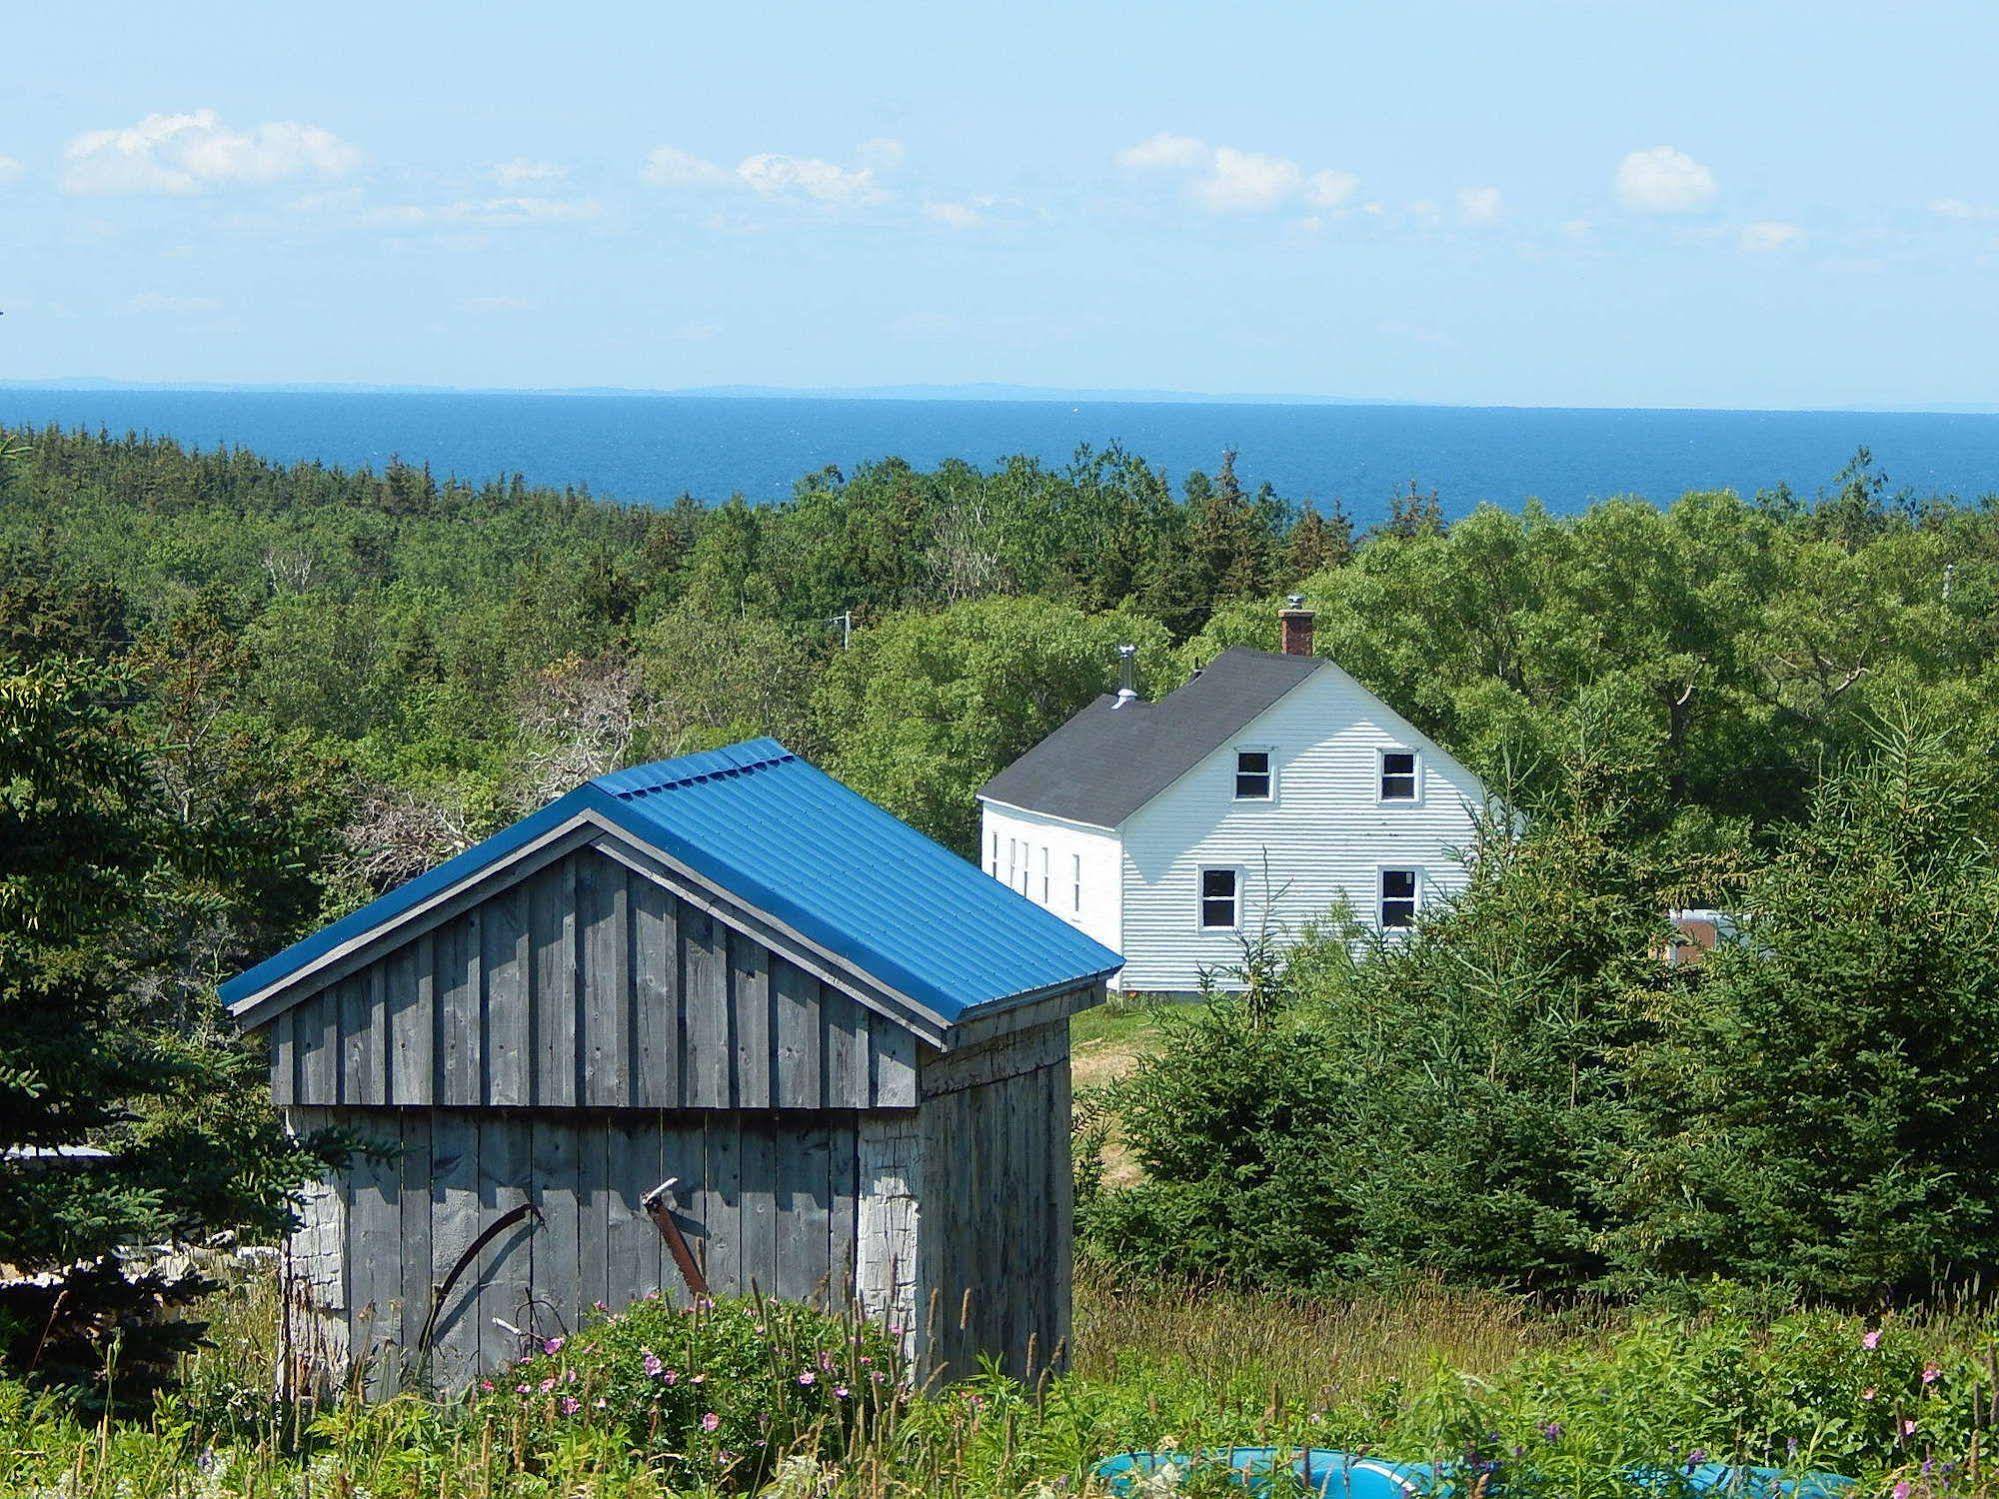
top-left (10, 1270), bottom-right (1999, 1496)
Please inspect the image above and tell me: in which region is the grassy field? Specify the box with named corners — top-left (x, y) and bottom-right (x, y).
top-left (5, 1265), bottom-right (1997, 1497)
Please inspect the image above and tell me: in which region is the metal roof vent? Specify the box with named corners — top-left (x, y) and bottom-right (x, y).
top-left (1113, 643), bottom-right (1138, 707)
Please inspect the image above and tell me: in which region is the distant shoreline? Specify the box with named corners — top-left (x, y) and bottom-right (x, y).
top-left (2, 379), bottom-right (1996, 419)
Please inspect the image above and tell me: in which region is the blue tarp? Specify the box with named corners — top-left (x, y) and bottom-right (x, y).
top-left (1095, 1448), bottom-right (1855, 1498)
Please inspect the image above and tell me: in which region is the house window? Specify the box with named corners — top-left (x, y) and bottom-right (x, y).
top-left (1072, 853), bottom-right (1082, 913)
top-left (1007, 838), bottom-right (1017, 888)
top-left (1380, 749), bottom-right (1419, 802)
top-left (1199, 867), bottom-right (1240, 930)
top-left (990, 831), bottom-right (1000, 877)
top-left (1040, 846), bottom-right (1050, 904)
top-left (1234, 748), bottom-right (1273, 800)
top-left (1379, 868), bottom-right (1419, 929)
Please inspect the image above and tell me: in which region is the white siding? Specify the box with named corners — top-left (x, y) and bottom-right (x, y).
top-left (1117, 665), bottom-right (1485, 994)
top-left (978, 800), bottom-right (1123, 961)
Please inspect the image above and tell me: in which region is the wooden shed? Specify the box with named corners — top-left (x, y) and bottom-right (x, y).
top-left (223, 739), bottom-right (1121, 1392)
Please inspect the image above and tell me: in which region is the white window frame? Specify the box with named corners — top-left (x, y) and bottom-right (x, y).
top-left (1040, 846), bottom-right (1050, 904)
top-left (1197, 865), bottom-right (1243, 931)
top-left (1233, 745), bottom-right (1276, 802)
top-left (1377, 864), bottom-right (1421, 931)
top-left (1377, 747), bottom-right (1423, 805)
top-left (1007, 837), bottom-right (1017, 889)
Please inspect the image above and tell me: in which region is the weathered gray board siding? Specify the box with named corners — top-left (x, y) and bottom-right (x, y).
top-left (289, 1107), bottom-right (863, 1391)
top-left (270, 848), bottom-right (918, 1113)
top-left (912, 1018), bottom-right (1072, 1385)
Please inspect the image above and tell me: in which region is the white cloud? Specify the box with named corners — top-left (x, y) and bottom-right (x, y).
top-left (0, 155), bottom-right (21, 185)
top-left (1931, 197), bottom-right (1999, 221)
top-left (123, 292), bottom-right (223, 314)
top-left (1306, 169), bottom-right (1360, 208)
top-left (401, 195), bottom-right (600, 227)
top-left (490, 158), bottom-right (566, 187)
top-left (1457, 185), bottom-right (1503, 223)
top-left (644, 143), bottom-right (885, 204)
top-left (1614, 146), bottom-right (1717, 213)
top-left (1118, 133), bottom-right (1358, 216)
top-left (1116, 131), bottom-right (1209, 170)
top-left (64, 109), bottom-right (359, 196)
top-left (1740, 219), bottom-right (1803, 253)
top-left (925, 200), bottom-right (984, 229)
top-left (737, 152), bottom-right (881, 204)
top-left (1193, 148), bottom-right (1303, 212)
top-left (642, 145), bottom-right (732, 188)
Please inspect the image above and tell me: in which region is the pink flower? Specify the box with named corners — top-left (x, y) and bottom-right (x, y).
top-left (835, 1385), bottom-right (850, 1398)
top-left (702, 1412), bottom-right (720, 1432)
top-left (1894, 1484), bottom-right (1911, 1499)
top-left (478, 1380), bottom-right (493, 1392)
top-left (691, 1372), bottom-right (705, 1385)
top-left (798, 1371), bottom-right (816, 1386)
top-left (1862, 1330), bottom-right (1882, 1351)
top-left (1863, 1388), bottom-right (1877, 1400)
top-left (1903, 1419), bottom-right (1919, 1437)
top-left (594, 1398), bottom-right (607, 1409)
top-left (560, 1396), bottom-right (580, 1415)
top-left (1923, 1363), bottom-right (1941, 1384)
top-left (593, 1299), bottom-right (608, 1312)
top-left (664, 1369), bottom-right (679, 1385)
top-left (514, 1383), bottom-right (530, 1395)
top-left (538, 1377), bottom-right (557, 1394)
top-left (542, 1336), bottom-right (565, 1355)
top-left (642, 1350), bottom-right (664, 1378)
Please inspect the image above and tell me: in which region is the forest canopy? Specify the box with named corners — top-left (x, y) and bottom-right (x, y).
top-left (5, 421), bottom-right (1999, 1322)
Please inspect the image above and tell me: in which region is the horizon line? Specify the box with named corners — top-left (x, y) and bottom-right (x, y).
top-left (2, 377), bottom-right (1997, 419)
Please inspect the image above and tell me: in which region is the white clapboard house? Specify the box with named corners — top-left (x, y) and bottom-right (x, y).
top-left (977, 601), bottom-right (1490, 995)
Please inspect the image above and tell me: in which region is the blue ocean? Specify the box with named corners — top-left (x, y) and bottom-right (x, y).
top-left (5, 387), bottom-right (1998, 525)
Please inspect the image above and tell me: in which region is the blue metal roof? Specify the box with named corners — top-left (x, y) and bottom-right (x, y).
top-left (223, 738), bottom-right (1122, 1029)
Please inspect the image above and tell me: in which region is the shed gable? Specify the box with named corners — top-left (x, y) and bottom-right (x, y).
top-left (270, 844), bottom-right (917, 1112)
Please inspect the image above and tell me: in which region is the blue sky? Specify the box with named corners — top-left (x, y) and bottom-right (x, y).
top-left (3, 2), bottom-right (1996, 408)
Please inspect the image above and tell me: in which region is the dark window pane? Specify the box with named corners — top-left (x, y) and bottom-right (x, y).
top-left (1382, 751), bottom-right (1415, 775)
top-left (1381, 899), bottom-right (1416, 928)
top-left (1202, 869), bottom-right (1236, 898)
top-left (1201, 899), bottom-right (1235, 928)
top-left (1381, 751), bottom-right (1417, 799)
top-left (1382, 869), bottom-right (1416, 899)
top-left (1235, 750), bottom-right (1271, 798)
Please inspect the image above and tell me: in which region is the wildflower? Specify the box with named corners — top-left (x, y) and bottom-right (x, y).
top-left (1902, 1420), bottom-right (1918, 1438)
top-left (798, 1371), bottom-right (816, 1386)
top-left (1924, 1363), bottom-right (1942, 1384)
top-left (560, 1395), bottom-right (580, 1415)
top-left (593, 1299), bottom-right (608, 1312)
top-left (691, 1371), bottom-right (706, 1384)
top-left (1894, 1485), bottom-right (1910, 1499)
top-left (1686, 1449), bottom-right (1708, 1472)
top-left (515, 1383), bottom-right (530, 1395)
top-left (1863, 1330), bottom-right (1882, 1351)
top-left (664, 1369), bottom-right (679, 1385)
top-left (1863, 1388), bottom-right (1877, 1401)
top-left (1541, 1421), bottom-right (1563, 1442)
top-left (835, 1385), bottom-right (850, 1398)
top-left (478, 1380), bottom-right (494, 1392)
top-left (539, 1377), bottom-right (557, 1394)
top-left (564, 1368), bottom-right (578, 1384)
top-left (542, 1335), bottom-right (566, 1355)
top-left (702, 1412), bottom-right (721, 1432)
top-left (642, 1349), bottom-right (664, 1378)
top-left (594, 1398), bottom-right (607, 1409)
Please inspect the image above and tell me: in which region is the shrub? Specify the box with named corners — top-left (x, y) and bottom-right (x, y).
top-left (472, 1292), bottom-right (901, 1490)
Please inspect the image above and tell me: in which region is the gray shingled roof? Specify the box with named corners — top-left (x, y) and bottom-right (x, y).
top-left (977, 647), bottom-right (1325, 828)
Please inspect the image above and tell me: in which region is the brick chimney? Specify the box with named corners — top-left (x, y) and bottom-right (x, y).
top-left (1279, 595), bottom-right (1315, 657)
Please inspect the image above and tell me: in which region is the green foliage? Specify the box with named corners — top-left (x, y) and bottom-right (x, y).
top-left (472, 1294), bottom-right (902, 1490)
top-left (1089, 708), bottom-right (1999, 1304)
top-left (814, 596), bottom-right (1173, 852)
top-left (1607, 711), bottom-right (1999, 1300)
